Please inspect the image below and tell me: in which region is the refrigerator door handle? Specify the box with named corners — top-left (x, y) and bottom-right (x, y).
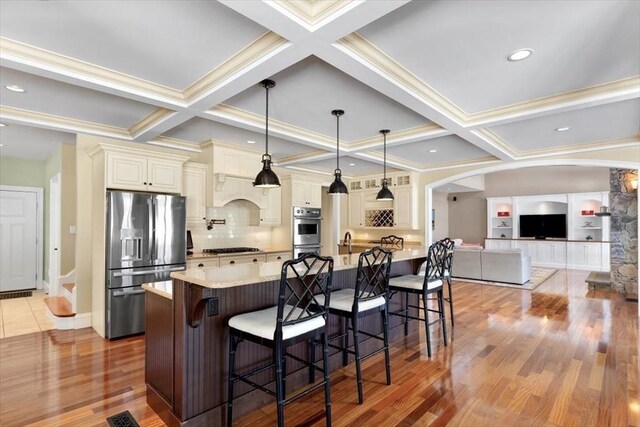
top-left (113, 289), bottom-right (147, 297)
top-left (147, 198), bottom-right (154, 262)
top-left (113, 266), bottom-right (185, 277)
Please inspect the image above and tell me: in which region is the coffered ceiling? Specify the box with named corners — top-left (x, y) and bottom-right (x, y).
top-left (0, 0), bottom-right (638, 175)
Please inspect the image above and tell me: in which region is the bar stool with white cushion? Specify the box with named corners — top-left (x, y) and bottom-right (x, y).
top-left (226, 253), bottom-right (334, 427)
top-left (389, 241), bottom-right (448, 357)
top-left (313, 246), bottom-right (393, 404)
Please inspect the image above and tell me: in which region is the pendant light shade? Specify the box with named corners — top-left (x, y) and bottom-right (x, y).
top-left (376, 129), bottom-right (394, 201)
top-left (253, 79), bottom-right (280, 188)
top-left (328, 109), bottom-right (348, 196)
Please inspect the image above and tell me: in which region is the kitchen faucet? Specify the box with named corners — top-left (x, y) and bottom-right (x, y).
top-left (343, 231), bottom-right (352, 253)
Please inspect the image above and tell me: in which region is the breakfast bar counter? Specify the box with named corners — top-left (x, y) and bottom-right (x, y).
top-left (145, 248), bottom-right (429, 426)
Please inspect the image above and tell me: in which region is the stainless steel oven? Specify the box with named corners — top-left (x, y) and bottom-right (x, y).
top-left (293, 207), bottom-right (321, 256)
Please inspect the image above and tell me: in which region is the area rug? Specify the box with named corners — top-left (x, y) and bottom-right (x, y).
top-left (454, 267), bottom-right (558, 291)
top-left (0, 291), bottom-right (33, 300)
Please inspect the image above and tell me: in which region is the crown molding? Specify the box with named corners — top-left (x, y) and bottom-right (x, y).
top-left (0, 105), bottom-right (130, 140)
top-left (146, 136), bottom-right (202, 153)
top-left (274, 1), bottom-right (354, 26)
top-left (276, 149), bottom-right (333, 165)
top-left (283, 164), bottom-right (354, 179)
top-left (182, 32), bottom-right (290, 104)
top-left (0, 37), bottom-right (184, 104)
top-left (470, 129), bottom-right (520, 158)
top-left (129, 108), bottom-right (177, 139)
top-left (515, 136), bottom-right (640, 160)
top-left (353, 150), bottom-right (423, 171)
top-left (419, 157), bottom-right (502, 173)
top-left (348, 124), bottom-right (449, 150)
top-left (199, 138), bottom-right (266, 155)
top-left (466, 76), bottom-right (640, 126)
top-left (207, 104), bottom-right (337, 149)
top-left (337, 33), bottom-right (468, 124)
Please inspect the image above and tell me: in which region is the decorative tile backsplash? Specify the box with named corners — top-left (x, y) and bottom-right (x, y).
top-left (188, 200), bottom-right (273, 251)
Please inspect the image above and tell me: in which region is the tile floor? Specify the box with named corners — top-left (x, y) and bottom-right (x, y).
top-left (0, 290), bottom-right (55, 339)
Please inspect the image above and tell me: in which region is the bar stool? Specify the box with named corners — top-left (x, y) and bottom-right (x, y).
top-left (313, 246), bottom-right (393, 404)
top-left (380, 235), bottom-right (404, 249)
top-left (389, 241), bottom-right (448, 357)
top-left (226, 253), bottom-right (334, 427)
top-left (441, 238), bottom-right (456, 327)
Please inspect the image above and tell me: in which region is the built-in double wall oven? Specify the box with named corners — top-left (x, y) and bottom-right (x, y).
top-left (292, 207), bottom-right (321, 258)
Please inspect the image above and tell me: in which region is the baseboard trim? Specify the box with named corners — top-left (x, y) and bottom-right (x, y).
top-left (73, 312), bottom-right (92, 329)
top-left (43, 280), bottom-right (49, 294)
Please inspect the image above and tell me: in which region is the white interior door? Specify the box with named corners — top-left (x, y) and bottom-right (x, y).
top-left (0, 190), bottom-right (38, 291)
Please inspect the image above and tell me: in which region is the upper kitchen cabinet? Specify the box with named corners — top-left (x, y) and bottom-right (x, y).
top-left (212, 145), bottom-right (262, 179)
top-left (291, 179), bottom-right (322, 208)
top-left (96, 144), bottom-right (188, 194)
top-left (183, 162), bottom-right (208, 223)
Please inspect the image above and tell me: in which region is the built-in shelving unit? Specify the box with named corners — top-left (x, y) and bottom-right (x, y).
top-left (485, 192), bottom-right (610, 271)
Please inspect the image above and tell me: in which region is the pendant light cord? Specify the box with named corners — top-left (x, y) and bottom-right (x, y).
top-left (265, 84), bottom-right (269, 158)
top-left (383, 132), bottom-right (386, 180)
top-left (336, 114), bottom-right (340, 171)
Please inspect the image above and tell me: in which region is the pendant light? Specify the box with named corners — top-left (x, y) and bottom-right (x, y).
top-left (376, 129), bottom-right (394, 201)
top-left (328, 109), bottom-right (348, 196)
top-left (253, 79), bottom-right (280, 188)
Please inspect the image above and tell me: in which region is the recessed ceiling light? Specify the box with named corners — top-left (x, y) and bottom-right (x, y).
top-left (555, 127), bottom-right (571, 132)
top-left (429, 149), bottom-right (438, 153)
top-left (246, 140), bottom-right (256, 144)
top-left (0, 123), bottom-right (6, 127)
top-left (507, 48), bottom-right (533, 62)
top-left (5, 84), bottom-right (26, 93)
top-left (348, 163), bottom-right (356, 166)
top-left (0, 144), bottom-right (4, 147)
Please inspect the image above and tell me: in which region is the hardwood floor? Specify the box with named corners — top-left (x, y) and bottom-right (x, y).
top-left (0, 269), bottom-right (637, 427)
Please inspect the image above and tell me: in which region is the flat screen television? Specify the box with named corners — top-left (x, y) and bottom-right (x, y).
top-left (519, 214), bottom-right (567, 239)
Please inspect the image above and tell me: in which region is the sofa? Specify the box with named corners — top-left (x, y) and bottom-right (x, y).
top-left (451, 247), bottom-right (531, 285)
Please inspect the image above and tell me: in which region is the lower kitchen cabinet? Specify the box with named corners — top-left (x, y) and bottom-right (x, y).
top-left (219, 254), bottom-right (266, 266)
top-left (267, 252), bottom-right (292, 262)
top-left (187, 258), bottom-right (220, 269)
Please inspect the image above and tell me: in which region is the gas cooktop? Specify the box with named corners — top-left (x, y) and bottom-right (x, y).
top-left (202, 247), bottom-right (261, 254)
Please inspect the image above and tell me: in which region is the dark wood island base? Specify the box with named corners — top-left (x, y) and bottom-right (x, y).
top-left (145, 252), bottom-right (428, 426)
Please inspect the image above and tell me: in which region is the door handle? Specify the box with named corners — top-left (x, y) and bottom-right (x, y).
top-left (114, 266), bottom-right (185, 277)
top-left (113, 289), bottom-right (146, 297)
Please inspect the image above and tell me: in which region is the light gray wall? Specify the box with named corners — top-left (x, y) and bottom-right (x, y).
top-left (484, 166), bottom-right (610, 197)
top-left (432, 190), bottom-right (449, 241)
top-left (448, 166), bottom-right (610, 244)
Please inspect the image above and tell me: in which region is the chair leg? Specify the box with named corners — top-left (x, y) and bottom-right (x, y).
top-left (274, 343), bottom-right (285, 427)
top-left (404, 292), bottom-right (409, 336)
top-left (422, 294), bottom-right (432, 358)
top-left (439, 289), bottom-right (448, 347)
top-left (447, 276), bottom-right (455, 327)
top-left (352, 314), bottom-right (364, 404)
top-left (309, 338), bottom-right (316, 384)
top-left (382, 306), bottom-right (391, 386)
top-left (226, 334), bottom-right (239, 427)
top-left (342, 317), bottom-right (349, 367)
top-left (321, 332), bottom-right (332, 427)
top-left (282, 351), bottom-right (287, 396)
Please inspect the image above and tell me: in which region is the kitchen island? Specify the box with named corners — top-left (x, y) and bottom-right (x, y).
top-left (144, 248), bottom-right (430, 426)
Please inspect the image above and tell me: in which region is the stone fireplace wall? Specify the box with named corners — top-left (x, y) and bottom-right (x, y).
top-left (609, 169), bottom-right (638, 297)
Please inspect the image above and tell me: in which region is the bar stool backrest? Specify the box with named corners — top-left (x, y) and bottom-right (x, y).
top-left (353, 247), bottom-right (393, 312)
top-left (441, 238), bottom-right (455, 276)
top-left (276, 253), bottom-right (334, 339)
top-left (421, 241), bottom-right (447, 289)
top-left (380, 235), bottom-right (404, 249)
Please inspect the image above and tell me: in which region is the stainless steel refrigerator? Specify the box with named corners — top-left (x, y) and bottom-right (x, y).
top-left (105, 191), bottom-right (186, 339)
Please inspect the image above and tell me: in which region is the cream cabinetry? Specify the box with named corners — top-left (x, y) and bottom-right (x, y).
top-left (219, 254), bottom-right (267, 266)
top-left (187, 257), bottom-right (220, 269)
top-left (267, 252), bottom-right (292, 262)
top-left (292, 180), bottom-right (322, 208)
top-left (346, 172), bottom-right (418, 229)
top-left (183, 163), bottom-right (207, 223)
top-left (104, 147), bottom-right (186, 194)
top-left (259, 188), bottom-right (282, 226)
top-left (567, 242), bottom-right (609, 271)
top-left (349, 192), bottom-right (364, 227)
top-left (213, 145), bottom-right (262, 179)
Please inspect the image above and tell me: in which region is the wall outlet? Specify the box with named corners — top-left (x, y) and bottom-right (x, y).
top-left (69, 225), bottom-right (77, 234)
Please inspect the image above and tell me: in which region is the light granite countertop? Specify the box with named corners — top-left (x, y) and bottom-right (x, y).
top-left (171, 247), bottom-right (429, 290)
top-left (142, 280), bottom-right (173, 300)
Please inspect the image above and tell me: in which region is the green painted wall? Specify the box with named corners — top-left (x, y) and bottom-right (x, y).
top-left (44, 147), bottom-right (62, 284)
